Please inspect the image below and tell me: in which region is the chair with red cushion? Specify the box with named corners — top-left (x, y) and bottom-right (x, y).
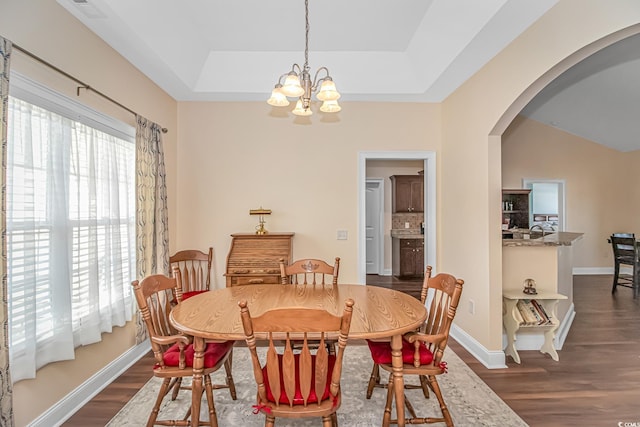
top-left (366, 265), bottom-right (433, 399)
top-left (170, 247), bottom-right (213, 300)
top-left (132, 273), bottom-right (236, 427)
top-left (238, 298), bottom-right (354, 427)
top-left (369, 270), bottom-right (463, 427)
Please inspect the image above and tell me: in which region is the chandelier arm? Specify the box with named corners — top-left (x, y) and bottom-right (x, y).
top-left (311, 66), bottom-right (331, 91)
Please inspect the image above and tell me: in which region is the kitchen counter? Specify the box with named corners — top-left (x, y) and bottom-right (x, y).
top-left (502, 231), bottom-right (583, 247)
top-left (390, 229), bottom-right (423, 239)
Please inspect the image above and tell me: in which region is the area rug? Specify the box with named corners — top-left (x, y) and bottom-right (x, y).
top-left (107, 345), bottom-right (527, 426)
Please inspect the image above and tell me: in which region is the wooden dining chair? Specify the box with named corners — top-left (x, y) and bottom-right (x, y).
top-left (279, 257), bottom-right (340, 285)
top-left (132, 272), bottom-right (236, 427)
top-left (366, 271), bottom-right (463, 427)
top-left (238, 297), bottom-right (354, 427)
top-left (170, 247), bottom-right (213, 300)
top-left (608, 234), bottom-right (639, 298)
top-left (366, 265), bottom-right (433, 399)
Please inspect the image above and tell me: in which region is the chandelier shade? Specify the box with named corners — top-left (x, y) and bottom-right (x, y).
top-left (267, 0), bottom-right (341, 117)
top-left (266, 85), bottom-right (290, 107)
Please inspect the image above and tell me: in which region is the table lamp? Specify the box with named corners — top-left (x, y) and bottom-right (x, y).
top-left (250, 207), bottom-right (272, 235)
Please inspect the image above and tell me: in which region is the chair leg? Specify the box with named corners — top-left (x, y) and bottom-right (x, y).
top-left (147, 377), bottom-right (171, 427)
top-left (204, 374), bottom-right (218, 427)
top-left (382, 372), bottom-right (395, 427)
top-left (331, 412), bottom-right (338, 427)
top-left (224, 351), bottom-right (237, 400)
top-left (612, 262), bottom-right (620, 294)
top-left (428, 375), bottom-right (453, 427)
top-left (265, 414), bottom-right (276, 427)
top-left (366, 363), bottom-right (380, 399)
top-left (322, 414), bottom-right (333, 427)
top-left (419, 374), bottom-right (430, 399)
top-left (170, 377), bottom-right (183, 400)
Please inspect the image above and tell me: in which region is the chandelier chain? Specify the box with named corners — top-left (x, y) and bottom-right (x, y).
top-left (304, 0), bottom-right (309, 71)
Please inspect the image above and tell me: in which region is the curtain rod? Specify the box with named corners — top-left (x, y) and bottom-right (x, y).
top-left (12, 43), bottom-right (168, 134)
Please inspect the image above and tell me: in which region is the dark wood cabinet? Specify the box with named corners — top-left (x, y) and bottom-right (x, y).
top-left (502, 189), bottom-right (531, 230)
top-left (225, 232), bottom-right (294, 287)
top-left (390, 175), bottom-right (424, 213)
top-left (392, 237), bottom-right (424, 277)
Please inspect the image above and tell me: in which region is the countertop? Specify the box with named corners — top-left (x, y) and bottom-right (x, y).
top-left (390, 229), bottom-right (423, 239)
top-left (502, 231), bottom-right (584, 247)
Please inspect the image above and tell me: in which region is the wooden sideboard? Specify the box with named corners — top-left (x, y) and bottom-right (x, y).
top-left (225, 232), bottom-right (294, 287)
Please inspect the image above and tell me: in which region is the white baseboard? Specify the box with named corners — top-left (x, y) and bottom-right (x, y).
top-left (554, 303), bottom-right (575, 350)
top-left (29, 340), bottom-right (151, 427)
top-left (573, 267), bottom-right (613, 275)
top-left (450, 324), bottom-right (506, 369)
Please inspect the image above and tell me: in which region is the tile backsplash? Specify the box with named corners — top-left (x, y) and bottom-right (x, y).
top-left (392, 213), bottom-right (424, 229)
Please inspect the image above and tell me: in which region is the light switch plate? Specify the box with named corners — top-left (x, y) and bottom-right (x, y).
top-left (337, 230), bottom-right (348, 240)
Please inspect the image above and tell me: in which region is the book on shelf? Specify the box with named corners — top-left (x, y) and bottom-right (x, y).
top-left (515, 299), bottom-right (552, 326)
top-left (531, 299), bottom-right (553, 325)
top-left (516, 300), bottom-right (537, 326)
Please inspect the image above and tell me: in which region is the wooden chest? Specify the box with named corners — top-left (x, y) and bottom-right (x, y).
top-left (225, 232), bottom-right (294, 287)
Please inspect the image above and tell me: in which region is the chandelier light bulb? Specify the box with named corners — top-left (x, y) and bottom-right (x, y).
top-left (267, 85), bottom-right (290, 107)
top-left (316, 79), bottom-right (340, 101)
top-left (281, 73), bottom-right (305, 97)
top-left (320, 99), bottom-right (341, 113)
top-left (292, 99), bottom-right (313, 116)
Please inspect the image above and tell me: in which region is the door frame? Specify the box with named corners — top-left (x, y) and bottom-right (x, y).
top-left (365, 178), bottom-right (385, 275)
top-left (522, 178), bottom-right (567, 231)
top-left (358, 151), bottom-right (436, 284)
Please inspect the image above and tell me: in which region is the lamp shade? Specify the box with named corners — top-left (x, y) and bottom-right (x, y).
top-left (281, 73), bottom-right (305, 97)
top-left (320, 99), bottom-right (341, 113)
top-left (292, 99), bottom-right (313, 116)
top-left (267, 86), bottom-right (290, 107)
top-left (316, 79), bottom-right (340, 101)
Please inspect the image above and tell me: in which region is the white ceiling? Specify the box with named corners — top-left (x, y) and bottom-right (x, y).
top-left (56, 0), bottom-right (640, 152)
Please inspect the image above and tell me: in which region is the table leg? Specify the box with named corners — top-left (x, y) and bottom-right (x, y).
top-left (390, 334), bottom-right (405, 427)
top-left (191, 336), bottom-right (205, 427)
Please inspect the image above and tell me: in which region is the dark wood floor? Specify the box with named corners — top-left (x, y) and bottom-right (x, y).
top-left (63, 274), bottom-right (639, 426)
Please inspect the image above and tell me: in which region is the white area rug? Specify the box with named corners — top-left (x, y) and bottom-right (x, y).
top-left (107, 345), bottom-right (527, 426)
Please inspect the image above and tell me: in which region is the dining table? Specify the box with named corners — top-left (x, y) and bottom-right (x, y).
top-left (170, 283), bottom-right (427, 427)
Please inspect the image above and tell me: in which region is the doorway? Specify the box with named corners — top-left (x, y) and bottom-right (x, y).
top-left (522, 179), bottom-right (566, 231)
top-left (357, 151), bottom-right (436, 284)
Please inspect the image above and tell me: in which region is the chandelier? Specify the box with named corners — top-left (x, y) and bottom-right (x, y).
top-left (266, 0), bottom-right (341, 116)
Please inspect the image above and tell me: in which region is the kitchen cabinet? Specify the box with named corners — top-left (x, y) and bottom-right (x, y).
top-left (502, 189), bottom-right (531, 230)
top-left (390, 175), bottom-right (424, 213)
top-left (225, 232), bottom-right (294, 287)
top-left (392, 237), bottom-right (424, 277)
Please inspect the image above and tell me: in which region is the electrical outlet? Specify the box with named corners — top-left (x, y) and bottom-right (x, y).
top-left (337, 230), bottom-right (348, 240)
top-left (468, 299), bottom-right (475, 315)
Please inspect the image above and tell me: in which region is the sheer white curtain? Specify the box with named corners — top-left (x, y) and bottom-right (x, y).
top-left (7, 97), bottom-right (136, 381)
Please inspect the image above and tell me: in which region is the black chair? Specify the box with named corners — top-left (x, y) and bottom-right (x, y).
top-left (608, 234), bottom-right (639, 298)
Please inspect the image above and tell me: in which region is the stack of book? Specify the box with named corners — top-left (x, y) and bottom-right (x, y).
top-left (514, 299), bottom-right (553, 326)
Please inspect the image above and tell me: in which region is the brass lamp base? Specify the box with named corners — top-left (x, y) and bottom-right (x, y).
top-left (250, 207), bottom-right (272, 235)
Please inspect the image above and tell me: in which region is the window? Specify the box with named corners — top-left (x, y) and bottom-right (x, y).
top-left (7, 75), bottom-right (136, 381)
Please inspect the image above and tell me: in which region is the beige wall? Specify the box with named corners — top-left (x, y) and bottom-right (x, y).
top-left (1, 0), bottom-right (178, 425)
top-left (175, 102), bottom-right (440, 287)
top-left (503, 115), bottom-right (640, 268)
top-left (440, 1), bottom-right (640, 352)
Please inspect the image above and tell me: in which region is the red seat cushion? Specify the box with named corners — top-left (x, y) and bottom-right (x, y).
top-left (161, 340), bottom-right (234, 369)
top-left (367, 338), bottom-right (434, 365)
top-left (181, 290), bottom-right (207, 300)
top-left (263, 353), bottom-right (336, 405)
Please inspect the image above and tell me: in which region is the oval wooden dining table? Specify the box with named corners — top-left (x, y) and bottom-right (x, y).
top-left (170, 283), bottom-right (427, 427)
